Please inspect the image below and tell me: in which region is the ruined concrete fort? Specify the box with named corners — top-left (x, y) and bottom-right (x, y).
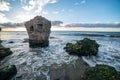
top-left (25, 16), bottom-right (51, 48)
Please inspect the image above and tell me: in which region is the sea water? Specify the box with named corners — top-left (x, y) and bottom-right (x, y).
top-left (0, 31), bottom-right (120, 80)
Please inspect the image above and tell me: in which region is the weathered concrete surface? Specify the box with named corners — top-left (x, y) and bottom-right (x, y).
top-left (49, 58), bottom-right (89, 80)
top-left (25, 16), bottom-right (51, 48)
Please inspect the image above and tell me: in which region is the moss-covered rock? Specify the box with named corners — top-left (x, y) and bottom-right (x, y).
top-left (0, 44), bottom-right (12, 60)
top-left (0, 65), bottom-right (17, 80)
top-left (64, 38), bottom-right (99, 56)
top-left (82, 65), bottom-right (120, 80)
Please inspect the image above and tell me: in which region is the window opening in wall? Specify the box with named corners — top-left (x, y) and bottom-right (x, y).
top-left (30, 26), bottom-right (34, 31)
top-left (37, 24), bottom-right (43, 31)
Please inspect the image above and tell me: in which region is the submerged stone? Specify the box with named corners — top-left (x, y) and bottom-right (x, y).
top-left (0, 65), bottom-right (17, 80)
top-left (25, 16), bottom-right (51, 48)
top-left (64, 38), bottom-right (99, 56)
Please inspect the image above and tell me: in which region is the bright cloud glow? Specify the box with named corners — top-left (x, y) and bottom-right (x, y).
top-left (0, 13), bottom-right (11, 23)
top-left (22, 0), bottom-right (36, 11)
top-left (52, 26), bottom-right (120, 32)
top-left (50, 0), bottom-right (57, 3)
top-left (0, 1), bottom-right (11, 11)
top-left (0, 0), bottom-right (58, 23)
top-left (15, 0), bottom-right (58, 22)
top-left (21, 0), bottom-right (57, 13)
top-left (16, 12), bottom-right (37, 23)
top-left (42, 11), bottom-right (48, 15)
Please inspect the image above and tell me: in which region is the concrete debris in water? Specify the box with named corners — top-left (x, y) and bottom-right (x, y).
top-left (25, 16), bottom-right (51, 48)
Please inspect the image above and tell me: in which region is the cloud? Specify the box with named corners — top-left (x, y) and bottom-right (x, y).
top-left (0, 1), bottom-right (12, 23)
top-left (15, 12), bottom-right (37, 23)
top-left (0, 1), bottom-right (11, 11)
top-left (14, 0), bottom-right (58, 23)
top-left (22, 0), bottom-right (36, 11)
top-left (0, 13), bottom-right (11, 23)
top-left (51, 21), bottom-right (63, 26)
top-left (74, 2), bottom-right (80, 6)
top-left (0, 22), bottom-right (24, 28)
top-left (21, 0), bottom-right (58, 13)
top-left (0, 0), bottom-right (58, 23)
top-left (65, 22), bottom-right (120, 28)
top-left (50, 0), bottom-right (57, 3)
top-left (42, 11), bottom-right (48, 15)
top-left (74, 0), bottom-right (86, 6)
top-left (81, 0), bottom-right (86, 4)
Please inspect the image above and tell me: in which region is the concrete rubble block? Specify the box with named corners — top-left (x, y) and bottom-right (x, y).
top-left (25, 16), bottom-right (51, 48)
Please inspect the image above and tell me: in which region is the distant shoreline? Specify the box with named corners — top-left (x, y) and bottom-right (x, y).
top-left (1, 30), bottom-right (120, 33)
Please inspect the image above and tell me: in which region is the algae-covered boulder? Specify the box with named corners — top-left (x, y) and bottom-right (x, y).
top-left (0, 44), bottom-right (12, 60)
top-left (64, 38), bottom-right (99, 56)
top-left (82, 65), bottom-right (120, 80)
top-left (0, 65), bottom-right (17, 80)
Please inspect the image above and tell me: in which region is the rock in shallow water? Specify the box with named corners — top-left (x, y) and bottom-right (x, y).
top-left (0, 65), bottom-right (17, 80)
top-left (0, 44), bottom-right (12, 60)
top-left (25, 16), bottom-right (51, 48)
top-left (82, 65), bottom-right (120, 80)
top-left (64, 38), bottom-right (99, 56)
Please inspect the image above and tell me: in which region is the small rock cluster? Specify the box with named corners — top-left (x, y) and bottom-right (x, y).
top-left (0, 43), bottom-right (17, 80)
top-left (64, 38), bottom-right (99, 56)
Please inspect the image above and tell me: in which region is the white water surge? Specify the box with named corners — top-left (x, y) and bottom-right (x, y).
top-left (1, 39), bottom-right (78, 80)
top-left (0, 31), bottom-right (120, 80)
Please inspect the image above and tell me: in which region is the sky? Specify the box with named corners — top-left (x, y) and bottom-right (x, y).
top-left (0, 0), bottom-right (120, 24)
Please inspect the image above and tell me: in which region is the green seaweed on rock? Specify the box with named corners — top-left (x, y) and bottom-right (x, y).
top-left (82, 65), bottom-right (120, 80)
top-left (64, 38), bottom-right (99, 56)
